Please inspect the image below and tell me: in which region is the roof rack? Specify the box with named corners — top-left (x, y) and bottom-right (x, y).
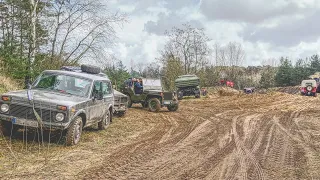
top-left (60, 65), bottom-right (109, 78)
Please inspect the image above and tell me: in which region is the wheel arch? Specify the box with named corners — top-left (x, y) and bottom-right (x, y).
top-left (71, 110), bottom-right (87, 128)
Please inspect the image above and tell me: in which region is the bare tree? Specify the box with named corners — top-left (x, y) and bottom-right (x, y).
top-left (48, 0), bottom-right (126, 65)
top-left (163, 23), bottom-right (211, 74)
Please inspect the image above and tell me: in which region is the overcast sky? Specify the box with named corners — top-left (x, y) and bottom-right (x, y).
top-left (107, 0), bottom-right (320, 68)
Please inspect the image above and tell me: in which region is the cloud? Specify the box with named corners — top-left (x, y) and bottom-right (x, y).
top-left (242, 10), bottom-right (320, 46)
top-left (104, 0), bottom-right (320, 69)
top-left (200, 0), bottom-right (319, 23)
top-left (144, 12), bottom-right (204, 35)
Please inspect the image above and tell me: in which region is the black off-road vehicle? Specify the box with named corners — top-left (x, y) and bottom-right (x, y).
top-left (120, 78), bottom-right (179, 112)
top-left (0, 65), bottom-right (114, 146)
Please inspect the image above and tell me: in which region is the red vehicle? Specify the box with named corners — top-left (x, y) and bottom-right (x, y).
top-left (226, 81), bottom-right (234, 88)
top-left (300, 79), bottom-right (317, 97)
top-left (219, 79), bottom-right (234, 88)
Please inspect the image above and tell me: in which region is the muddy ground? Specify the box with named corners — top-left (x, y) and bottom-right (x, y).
top-left (1, 91), bottom-right (320, 179)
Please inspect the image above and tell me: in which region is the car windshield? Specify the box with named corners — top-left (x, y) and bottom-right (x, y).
top-left (32, 72), bottom-right (92, 97)
top-left (142, 79), bottom-right (162, 90)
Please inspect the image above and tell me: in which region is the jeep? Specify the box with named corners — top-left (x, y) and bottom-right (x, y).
top-left (300, 79), bottom-right (317, 97)
top-left (0, 65), bottom-right (114, 146)
top-left (120, 78), bottom-right (179, 112)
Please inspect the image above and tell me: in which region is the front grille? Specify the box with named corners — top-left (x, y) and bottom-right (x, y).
top-left (163, 92), bottom-right (173, 100)
top-left (175, 80), bottom-right (199, 88)
top-left (9, 104), bottom-right (63, 122)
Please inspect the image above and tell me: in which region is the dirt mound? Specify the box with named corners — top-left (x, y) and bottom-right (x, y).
top-left (0, 75), bottom-right (20, 93)
top-left (208, 86), bottom-right (240, 96)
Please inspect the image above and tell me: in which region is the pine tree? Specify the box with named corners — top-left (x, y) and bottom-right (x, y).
top-left (275, 57), bottom-right (294, 87)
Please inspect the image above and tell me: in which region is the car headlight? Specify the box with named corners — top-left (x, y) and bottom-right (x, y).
top-left (0, 104), bottom-right (9, 113)
top-left (55, 113), bottom-right (65, 122)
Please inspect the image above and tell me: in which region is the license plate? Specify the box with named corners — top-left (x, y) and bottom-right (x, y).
top-left (12, 117), bottom-right (38, 128)
top-left (164, 101), bottom-right (171, 105)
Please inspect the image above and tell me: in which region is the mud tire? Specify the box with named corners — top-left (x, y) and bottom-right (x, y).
top-left (148, 98), bottom-right (161, 112)
top-left (167, 104), bottom-right (179, 112)
top-left (98, 110), bottom-right (111, 130)
top-left (66, 117), bottom-right (83, 146)
top-left (127, 97), bottom-right (132, 108)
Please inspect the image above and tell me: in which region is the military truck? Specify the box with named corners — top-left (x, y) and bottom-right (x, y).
top-left (120, 78), bottom-right (179, 112)
top-left (0, 65), bottom-right (114, 146)
top-left (113, 90), bottom-right (128, 117)
top-left (175, 74), bottom-right (200, 100)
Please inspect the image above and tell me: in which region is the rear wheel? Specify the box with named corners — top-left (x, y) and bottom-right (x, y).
top-left (66, 117), bottom-right (83, 146)
top-left (127, 96), bottom-right (132, 108)
top-left (148, 98), bottom-right (161, 112)
top-left (98, 110), bottom-right (111, 130)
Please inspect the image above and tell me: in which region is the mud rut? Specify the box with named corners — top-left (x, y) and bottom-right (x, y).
top-left (2, 93), bottom-right (320, 179)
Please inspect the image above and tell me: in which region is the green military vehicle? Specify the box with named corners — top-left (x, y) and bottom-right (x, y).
top-left (175, 74), bottom-right (200, 100)
top-left (120, 78), bottom-right (179, 112)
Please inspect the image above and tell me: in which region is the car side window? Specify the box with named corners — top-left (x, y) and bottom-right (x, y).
top-left (92, 81), bottom-right (102, 97)
top-left (102, 81), bottom-right (112, 97)
top-left (92, 81), bottom-right (112, 98)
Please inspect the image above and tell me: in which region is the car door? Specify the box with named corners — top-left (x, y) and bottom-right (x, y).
top-left (88, 81), bottom-right (105, 123)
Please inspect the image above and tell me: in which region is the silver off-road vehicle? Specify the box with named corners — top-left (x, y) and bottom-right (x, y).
top-left (113, 90), bottom-right (128, 117)
top-left (0, 65), bottom-right (114, 146)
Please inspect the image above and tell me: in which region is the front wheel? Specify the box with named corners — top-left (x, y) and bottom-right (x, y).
top-left (66, 117), bottom-right (83, 146)
top-left (148, 98), bottom-right (161, 112)
top-left (167, 104), bottom-right (179, 112)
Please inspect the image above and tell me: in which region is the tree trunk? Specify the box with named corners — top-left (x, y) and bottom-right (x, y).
top-left (27, 0), bottom-right (38, 86)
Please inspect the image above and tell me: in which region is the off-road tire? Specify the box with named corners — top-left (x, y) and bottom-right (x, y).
top-left (148, 98), bottom-right (161, 112)
top-left (66, 117), bottom-right (83, 146)
top-left (81, 64), bottom-right (101, 74)
top-left (0, 121), bottom-right (19, 136)
top-left (306, 85), bottom-right (313, 92)
top-left (195, 94), bottom-right (200, 98)
top-left (98, 110), bottom-right (111, 130)
top-left (167, 104), bottom-right (179, 112)
top-left (127, 95), bottom-right (132, 108)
